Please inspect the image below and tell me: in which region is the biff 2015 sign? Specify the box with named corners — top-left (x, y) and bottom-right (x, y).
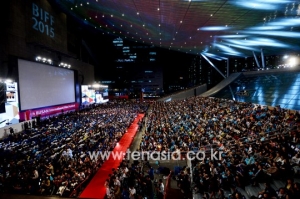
top-left (32, 3), bottom-right (54, 38)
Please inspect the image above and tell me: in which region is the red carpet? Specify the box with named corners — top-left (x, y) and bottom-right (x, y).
top-left (79, 114), bottom-right (144, 199)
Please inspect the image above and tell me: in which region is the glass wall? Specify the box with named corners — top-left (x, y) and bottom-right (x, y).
top-left (213, 71), bottom-right (300, 110)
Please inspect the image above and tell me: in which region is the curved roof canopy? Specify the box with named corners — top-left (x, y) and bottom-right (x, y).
top-left (54, 0), bottom-right (300, 58)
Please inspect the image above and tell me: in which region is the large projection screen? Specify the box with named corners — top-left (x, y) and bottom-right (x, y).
top-left (18, 59), bottom-right (75, 111)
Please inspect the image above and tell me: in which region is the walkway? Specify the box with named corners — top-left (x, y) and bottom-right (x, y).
top-left (79, 113), bottom-right (144, 199)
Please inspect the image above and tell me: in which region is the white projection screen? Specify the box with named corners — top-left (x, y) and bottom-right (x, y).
top-left (18, 59), bottom-right (75, 111)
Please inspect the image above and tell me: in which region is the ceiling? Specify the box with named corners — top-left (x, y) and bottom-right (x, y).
top-left (53, 0), bottom-right (300, 59)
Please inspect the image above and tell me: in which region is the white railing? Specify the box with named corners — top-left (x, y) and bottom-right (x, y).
top-left (0, 119), bottom-right (36, 139)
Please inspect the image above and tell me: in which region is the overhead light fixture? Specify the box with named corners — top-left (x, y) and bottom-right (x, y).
top-left (288, 57), bottom-right (297, 67)
top-left (35, 56), bottom-right (52, 65)
top-left (59, 62), bottom-right (71, 68)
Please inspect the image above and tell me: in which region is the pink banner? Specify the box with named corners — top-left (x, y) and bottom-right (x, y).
top-left (108, 95), bottom-right (128, 100)
top-left (20, 103), bottom-right (79, 121)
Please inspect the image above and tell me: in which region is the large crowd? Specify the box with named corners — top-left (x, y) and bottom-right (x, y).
top-left (103, 159), bottom-right (163, 199)
top-left (140, 97), bottom-right (300, 199)
top-left (0, 101), bottom-right (149, 197)
top-left (1, 96), bottom-right (300, 199)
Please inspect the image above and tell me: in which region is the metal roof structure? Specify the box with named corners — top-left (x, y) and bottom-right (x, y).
top-left (53, 0), bottom-right (300, 58)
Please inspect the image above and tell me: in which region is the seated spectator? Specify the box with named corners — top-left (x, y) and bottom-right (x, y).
top-left (149, 167), bottom-right (154, 180)
top-left (285, 179), bottom-right (294, 195)
top-left (258, 182), bottom-right (276, 198)
top-left (105, 182), bottom-right (112, 199)
top-left (244, 155), bottom-right (255, 165)
top-left (277, 188), bottom-right (289, 199)
top-left (113, 177), bottom-right (121, 199)
top-left (265, 162), bottom-right (279, 177)
top-left (250, 164), bottom-right (266, 186)
top-left (293, 182), bottom-right (300, 199)
top-left (129, 185), bottom-right (136, 199)
top-left (121, 187), bottom-right (130, 199)
top-left (218, 189), bottom-right (227, 199)
top-left (157, 179), bottom-right (164, 199)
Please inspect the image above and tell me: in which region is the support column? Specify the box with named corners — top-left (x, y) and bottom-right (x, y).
top-left (252, 51), bottom-right (261, 68)
top-left (261, 49), bottom-right (265, 69)
top-left (228, 85), bottom-right (235, 101)
top-left (201, 53), bottom-right (226, 79)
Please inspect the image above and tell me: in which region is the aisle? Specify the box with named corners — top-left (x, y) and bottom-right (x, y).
top-left (79, 114), bottom-right (144, 199)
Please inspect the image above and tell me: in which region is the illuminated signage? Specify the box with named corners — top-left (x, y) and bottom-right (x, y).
top-left (32, 3), bottom-right (54, 38)
top-left (113, 38), bottom-right (123, 43)
top-left (100, 81), bottom-right (115, 84)
top-left (116, 59), bottom-right (134, 62)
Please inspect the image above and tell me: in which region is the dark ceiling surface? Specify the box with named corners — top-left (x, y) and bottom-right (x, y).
top-left (53, 0), bottom-right (300, 59)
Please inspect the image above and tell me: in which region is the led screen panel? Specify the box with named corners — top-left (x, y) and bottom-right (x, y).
top-left (81, 85), bottom-right (95, 104)
top-left (18, 59), bottom-right (75, 111)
